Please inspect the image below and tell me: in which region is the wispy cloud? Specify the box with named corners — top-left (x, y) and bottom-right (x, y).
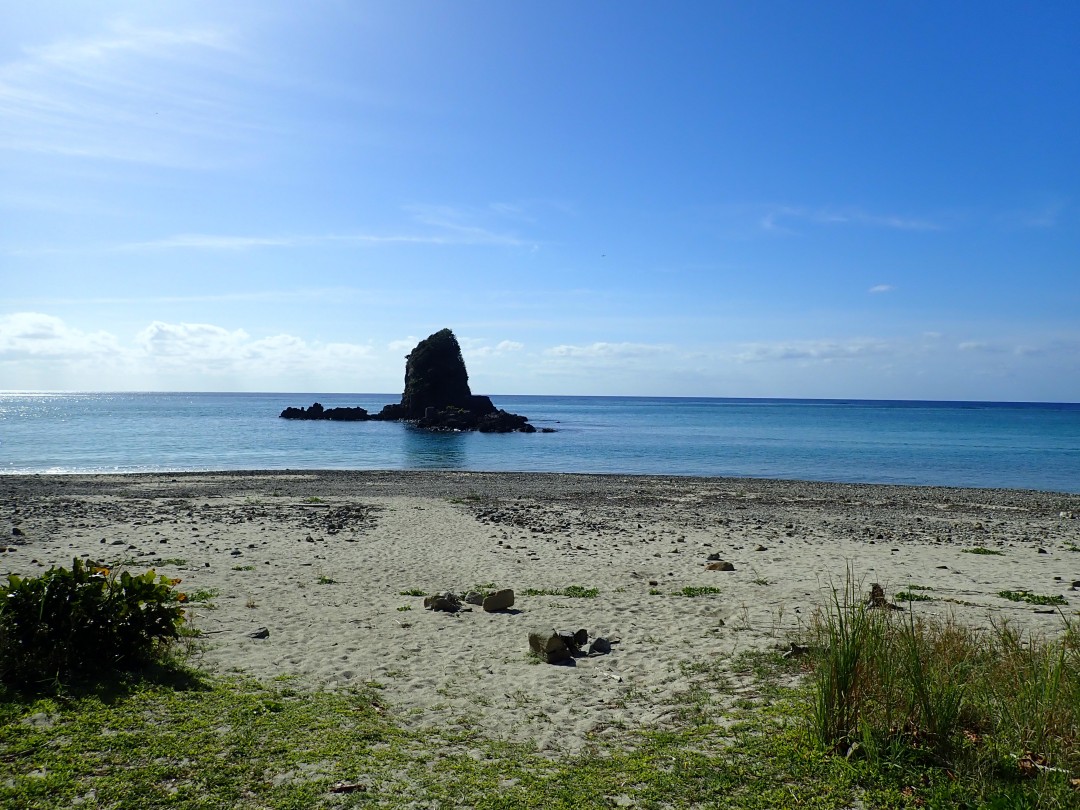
top-left (2, 288), bottom-right (363, 307)
top-left (544, 342), bottom-right (671, 360)
top-left (760, 206), bottom-right (940, 233)
top-left (868, 284), bottom-right (895, 294)
top-left (9, 206), bottom-right (534, 256)
top-left (0, 21), bottom-right (257, 168)
top-left (734, 338), bottom-right (893, 363)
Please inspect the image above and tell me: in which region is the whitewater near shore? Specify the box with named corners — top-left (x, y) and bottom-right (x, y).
top-left (3, 471), bottom-right (1079, 753)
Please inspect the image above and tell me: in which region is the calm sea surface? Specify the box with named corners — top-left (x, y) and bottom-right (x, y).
top-left (1, 393), bottom-right (1078, 493)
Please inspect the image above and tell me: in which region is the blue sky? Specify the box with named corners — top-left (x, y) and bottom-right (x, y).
top-left (1, 1), bottom-right (1078, 400)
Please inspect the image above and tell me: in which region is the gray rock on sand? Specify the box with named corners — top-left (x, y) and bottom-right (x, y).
top-left (482, 588), bottom-right (515, 612)
top-left (705, 561), bottom-right (735, 571)
top-left (424, 592), bottom-right (462, 612)
top-left (463, 591), bottom-right (485, 606)
top-left (587, 637), bottom-right (612, 656)
top-left (529, 630), bottom-right (571, 664)
top-left (867, 582), bottom-right (903, 611)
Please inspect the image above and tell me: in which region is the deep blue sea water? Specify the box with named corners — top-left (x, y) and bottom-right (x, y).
top-left (1, 393), bottom-right (1078, 493)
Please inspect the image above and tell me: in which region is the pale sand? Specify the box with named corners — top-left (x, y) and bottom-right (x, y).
top-left (3, 472), bottom-right (1078, 753)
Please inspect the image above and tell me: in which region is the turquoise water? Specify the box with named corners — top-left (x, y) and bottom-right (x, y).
top-left (1, 393), bottom-right (1078, 492)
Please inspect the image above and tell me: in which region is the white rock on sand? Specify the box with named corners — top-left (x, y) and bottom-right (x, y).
top-left (3, 471), bottom-right (1078, 753)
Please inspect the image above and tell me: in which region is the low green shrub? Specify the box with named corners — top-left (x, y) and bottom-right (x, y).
top-left (0, 558), bottom-right (186, 688)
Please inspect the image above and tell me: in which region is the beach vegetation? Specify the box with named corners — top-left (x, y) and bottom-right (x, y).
top-left (3, 572), bottom-right (1078, 808)
top-left (0, 559), bottom-right (186, 689)
top-left (186, 588), bottom-right (220, 604)
top-left (155, 557), bottom-right (188, 566)
top-left (998, 590), bottom-right (1068, 606)
top-left (232, 564), bottom-right (255, 571)
top-left (317, 575), bottom-right (337, 585)
top-left (962, 547), bottom-right (1005, 556)
top-left (398, 588), bottom-right (426, 596)
top-left (895, 590), bottom-right (934, 602)
top-left (806, 577), bottom-right (1080, 806)
top-left (675, 586), bottom-right (723, 597)
top-left (522, 585), bottom-right (600, 598)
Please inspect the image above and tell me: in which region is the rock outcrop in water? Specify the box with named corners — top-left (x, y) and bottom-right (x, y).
top-left (280, 328), bottom-right (541, 433)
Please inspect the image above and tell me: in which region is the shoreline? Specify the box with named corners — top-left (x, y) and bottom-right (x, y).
top-left (4, 470), bottom-right (1078, 752)
top-left (5, 467), bottom-right (1079, 501)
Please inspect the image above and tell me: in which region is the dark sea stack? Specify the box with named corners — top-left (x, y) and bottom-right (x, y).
top-left (279, 328), bottom-right (545, 433)
top-left (399, 328), bottom-right (473, 418)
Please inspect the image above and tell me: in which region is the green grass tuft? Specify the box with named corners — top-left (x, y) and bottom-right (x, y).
top-left (676, 586), bottom-right (723, 597)
top-left (522, 585), bottom-right (600, 598)
top-left (998, 590), bottom-right (1068, 606)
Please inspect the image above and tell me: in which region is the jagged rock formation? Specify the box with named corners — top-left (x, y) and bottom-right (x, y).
top-left (280, 328), bottom-right (542, 433)
top-left (278, 403), bottom-right (369, 421)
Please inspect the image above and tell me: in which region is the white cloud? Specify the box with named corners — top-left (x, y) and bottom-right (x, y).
top-left (734, 338), bottom-right (892, 363)
top-left (544, 342), bottom-right (669, 360)
top-left (0, 313), bottom-right (385, 389)
top-left (868, 284), bottom-right (895, 294)
top-left (0, 312), bottom-right (124, 360)
top-left (465, 339), bottom-right (525, 358)
top-left (137, 321), bottom-right (251, 361)
top-left (957, 341), bottom-right (1004, 354)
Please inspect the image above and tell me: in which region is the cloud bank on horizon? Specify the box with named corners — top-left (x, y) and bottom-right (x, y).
top-left (1, 2), bottom-right (1078, 401)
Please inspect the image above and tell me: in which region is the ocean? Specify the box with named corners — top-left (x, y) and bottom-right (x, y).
top-left (1, 392), bottom-right (1078, 493)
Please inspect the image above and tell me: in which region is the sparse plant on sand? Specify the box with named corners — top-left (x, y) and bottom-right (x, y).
top-left (523, 585), bottom-right (599, 598)
top-left (998, 590), bottom-right (1068, 606)
top-left (675, 586), bottom-right (723, 597)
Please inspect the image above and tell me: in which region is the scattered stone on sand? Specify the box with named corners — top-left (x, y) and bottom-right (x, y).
top-left (482, 588), bottom-right (515, 612)
top-left (587, 637), bottom-right (612, 656)
top-left (706, 561), bottom-right (735, 571)
top-left (529, 628), bottom-right (610, 664)
top-left (529, 629), bottom-right (571, 664)
top-left (867, 583), bottom-right (904, 611)
top-left (249, 627), bottom-right (270, 639)
top-left (423, 592), bottom-right (462, 612)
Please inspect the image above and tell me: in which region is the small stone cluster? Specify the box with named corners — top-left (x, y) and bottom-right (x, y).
top-left (528, 628), bottom-right (612, 664)
top-left (422, 588), bottom-right (516, 613)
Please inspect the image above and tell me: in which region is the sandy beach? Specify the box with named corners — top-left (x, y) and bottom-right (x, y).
top-left (3, 471), bottom-right (1078, 754)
